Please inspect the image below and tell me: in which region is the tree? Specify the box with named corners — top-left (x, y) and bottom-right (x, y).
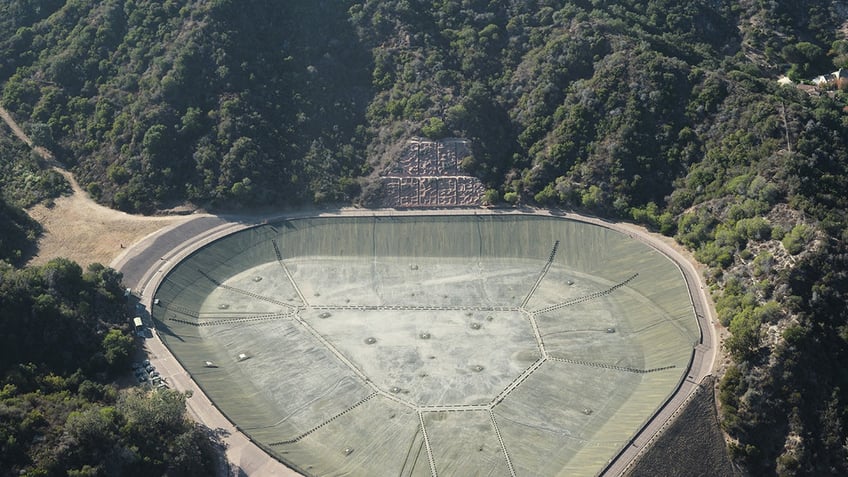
top-left (783, 42), bottom-right (825, 80)
top-left (482, 188), bottom-right (499, 205)
top-left (102, 329), bottom-right (133, 371)
top-left (726, 310), bottom-right (761, 361)
top-left (26, 122), bottom-right (54, 148)
top-left (782, 224), bottom-right (811, 255)
top-left (580, 185), bottom-right (604, 209)
top-left (421, 117), bottom-right (448, 139)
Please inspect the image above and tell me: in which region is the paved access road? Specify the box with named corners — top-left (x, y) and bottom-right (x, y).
top-left (117, 207), bottom-right (718, 477)
top-left (111, 215), bottom-right (230, 290)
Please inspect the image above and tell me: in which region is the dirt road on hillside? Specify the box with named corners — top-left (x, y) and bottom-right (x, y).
top-left (0, 106), bottom-right (198, 267)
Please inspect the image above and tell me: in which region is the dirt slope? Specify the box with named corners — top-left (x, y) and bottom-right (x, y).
top-left (626, 377), bottom-right (740, 477)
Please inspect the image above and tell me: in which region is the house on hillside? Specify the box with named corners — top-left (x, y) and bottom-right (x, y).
top-left (812, 68), bottom-right (848, 89)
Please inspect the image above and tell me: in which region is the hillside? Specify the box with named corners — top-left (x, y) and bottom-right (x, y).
top-left (0, 119), bottom-right (224, 477)
top-left (0, 258), bottom-right (222, 477)
top-left (0, 123), bottom-right (66, 265)
top-left (2, 1), bottom-right (848, 475)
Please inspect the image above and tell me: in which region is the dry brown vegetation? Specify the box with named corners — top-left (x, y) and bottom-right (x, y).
top-left (25, 178), bottom-right (189, 268)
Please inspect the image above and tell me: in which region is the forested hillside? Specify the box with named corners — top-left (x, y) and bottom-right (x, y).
top-left (0, 127), bottom-right (218, 476)
top-left (0, 126), bottom-right (69, 265)
top-left (1, 0), bottom-right (372, 211)
top-left (0, 258), bottom-right (220, 476)
top-left (2, 0), bottom-right (848, 475)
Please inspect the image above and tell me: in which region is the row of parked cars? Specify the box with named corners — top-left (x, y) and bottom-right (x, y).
top-left (132, 359), bottom-right (166, 388)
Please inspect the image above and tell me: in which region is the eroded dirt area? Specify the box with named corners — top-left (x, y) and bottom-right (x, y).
top-left (26, 184), bottom-right (189, 268)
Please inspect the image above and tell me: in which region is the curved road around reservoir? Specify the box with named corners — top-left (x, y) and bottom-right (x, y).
top-left (114, 207), bottom-right (718, 477)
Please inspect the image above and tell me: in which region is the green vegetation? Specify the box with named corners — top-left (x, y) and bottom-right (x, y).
top-left (1, 0), bottom-right (372, 211)
top-left (0, 127), bottom-right (69, 265)
top-left (0, 126), bottom-right (70, 265)
top-left (1, 0), bottom-right (848, 475)
top-left (0, 254), bottom-right (220, 476)
top-left (0, 128), bottom-right (69, 209)
top-left (0, 197), bottom-right (39, 266)
top-left (0, 131), bottom-right (219, 475)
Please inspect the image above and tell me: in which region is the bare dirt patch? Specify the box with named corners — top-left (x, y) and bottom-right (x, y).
top-left (376, 138), bottom-right (485, 207)
top-left (26, 188), bottom-right (190, 268)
